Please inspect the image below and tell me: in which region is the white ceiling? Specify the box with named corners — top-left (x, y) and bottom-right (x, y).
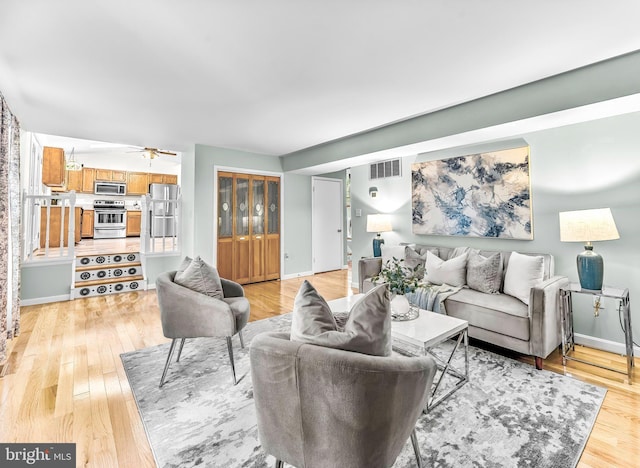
top-left (2, 1), bottom-right (640, 158)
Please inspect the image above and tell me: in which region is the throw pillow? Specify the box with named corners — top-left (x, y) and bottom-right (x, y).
top-left (503, 252), bottom-right (544, 305)
top-left (290, 281), bottom-right (391, 356)
top-left (424, 251), bottom-right (468, 287)
top-left (290, 280), bottom-right (338, 341)
top-left (466, 252), bottom-right (503, 294)
top-left (381, 244), bottom-right (407, 268)
top-left (404, 246), bottom-right (427, 279)
top-left (177, 255), bottom-right (193, 272)
top-left (174, 256), bottom-right (224, 299)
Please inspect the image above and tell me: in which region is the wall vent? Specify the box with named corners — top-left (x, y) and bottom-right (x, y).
top-left (369, 158), bottom-right (401, 180)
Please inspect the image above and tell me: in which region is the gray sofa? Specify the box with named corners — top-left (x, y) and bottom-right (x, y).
top-left (359, 245), bottom-right (568, 369)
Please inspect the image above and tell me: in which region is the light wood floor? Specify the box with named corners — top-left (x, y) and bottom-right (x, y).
top-left (1, 269), bottom-right (638, 467)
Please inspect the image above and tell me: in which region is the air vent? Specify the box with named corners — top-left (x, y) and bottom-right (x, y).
top-left (370, 158), bottom-right (401, 180)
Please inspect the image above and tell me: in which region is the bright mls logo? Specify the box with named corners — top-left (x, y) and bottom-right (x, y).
top-left (0, 444), bottom-right (75, 467)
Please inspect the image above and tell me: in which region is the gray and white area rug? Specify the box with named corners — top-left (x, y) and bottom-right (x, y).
top-left (121, 314), bottom-right (606, 468)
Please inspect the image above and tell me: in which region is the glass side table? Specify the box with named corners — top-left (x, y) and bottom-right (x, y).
top-left (559, 283), bottom-right (634, 384)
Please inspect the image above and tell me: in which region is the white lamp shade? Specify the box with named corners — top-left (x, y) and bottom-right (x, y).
top-left (559, 208), bottom-right (620, 242)
top-left (366, 214), bottom-right (392, 233)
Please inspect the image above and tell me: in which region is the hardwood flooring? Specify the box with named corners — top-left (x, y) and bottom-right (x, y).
top-left (1, 269), bottom-right (638, 467)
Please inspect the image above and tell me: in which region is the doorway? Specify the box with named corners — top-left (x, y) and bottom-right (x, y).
top-left (312, 177), bottom-right (344, 273)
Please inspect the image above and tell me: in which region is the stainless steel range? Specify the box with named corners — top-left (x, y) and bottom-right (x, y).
top-left (94, 200), bottom-right (127, 239)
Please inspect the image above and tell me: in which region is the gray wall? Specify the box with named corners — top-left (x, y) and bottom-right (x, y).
top-left (351, 111), bottom-right (640, 347)
top-left (282, 173), bottom-right (313, 275)
top-left (193, 144), bottom-right (313, 276)
top-left (20, 263), bottom-right (73, 301)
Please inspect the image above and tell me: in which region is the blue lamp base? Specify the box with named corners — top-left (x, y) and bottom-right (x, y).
top-left (577, 245), bottom-right (604, 290)
top-left (372, 236), bottom-right (385, 257)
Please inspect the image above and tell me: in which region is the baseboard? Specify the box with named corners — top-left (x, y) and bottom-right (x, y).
top-left (574, 332), bottom-right (640, 357)
top-left (282, 271), bottom-right (314, 280)
top-left (147, 283), bottom-right (156, 290)
top-left (351, 281), bottom-right (359, 291)
top-left (21, 294), bottom-right (71, 306)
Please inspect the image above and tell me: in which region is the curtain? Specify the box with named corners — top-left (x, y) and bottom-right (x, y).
top-left (0, 92), bottom-right (21, 364)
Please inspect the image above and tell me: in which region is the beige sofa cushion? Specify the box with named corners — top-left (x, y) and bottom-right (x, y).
top-left (445, 288), bottom-right (530, 341)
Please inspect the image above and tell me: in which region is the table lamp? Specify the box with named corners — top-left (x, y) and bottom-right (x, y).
top-left (366, 214), bottom-right (392, 257)
top-left (559, 208), bottom-right (619, 291)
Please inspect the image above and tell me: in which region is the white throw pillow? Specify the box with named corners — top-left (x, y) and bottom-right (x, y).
top-left (424, 251), bottom-right (468, 287)
top-left (503, 252), bottom-right (545, 305)
top-left (381, 244), bottom-right (407, 268)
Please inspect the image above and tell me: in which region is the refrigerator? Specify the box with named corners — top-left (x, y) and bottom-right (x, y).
top-left (149, 183), bottom-right (180, 237)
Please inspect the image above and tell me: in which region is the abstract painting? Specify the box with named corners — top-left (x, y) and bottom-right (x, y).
top-left (412, 146), bottom-right (532, 239)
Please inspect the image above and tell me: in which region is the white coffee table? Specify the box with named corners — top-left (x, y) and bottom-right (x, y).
top-left (327, 294), bottom-right (469, 411)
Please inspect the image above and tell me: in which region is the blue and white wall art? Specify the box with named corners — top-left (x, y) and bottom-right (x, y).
top-left (412, 146), bottom-right (532, 239)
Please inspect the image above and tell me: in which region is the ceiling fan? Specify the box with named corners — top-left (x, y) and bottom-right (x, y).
top-left (127, 147), bottom-right (177, 159)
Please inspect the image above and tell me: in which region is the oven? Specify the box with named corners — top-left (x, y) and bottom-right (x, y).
top-left (93, 200), bottom-right (127, 239)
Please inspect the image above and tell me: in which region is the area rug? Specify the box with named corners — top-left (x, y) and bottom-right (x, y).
top-left (121, 313), bottom-right (606, 468)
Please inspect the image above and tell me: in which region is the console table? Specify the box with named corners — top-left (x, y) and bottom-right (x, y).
top-left (559, 283), bottom-right (634, 383)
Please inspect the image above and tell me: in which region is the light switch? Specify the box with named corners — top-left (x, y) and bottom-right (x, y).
top-left (355, 209), bottom-right (362, 217)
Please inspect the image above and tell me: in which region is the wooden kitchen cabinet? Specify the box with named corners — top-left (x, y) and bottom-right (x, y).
top-left (94, 169), bottom-right (127, 182)
top-left (42, 146), bottom-right (66, 187)
top-left (111, 170), bottom-right (126, 182)
top-left (95, 168), bottom-right (112, 180)
top-left (127, 172), bottom-right (149, 195)
top-left (126, 211), bottom-right (141, 236)
top-left (42, 147), bottom-right (65, 184)
top-left (81, 209), bottom-right (94, 238)
top-left (149, 173), bottom-right (164, 184)
top-left (164, 174), bottom-right (178, 184)
top-left (81, 168), bottom-right (96, 193)
top-left (66, 169), bottom-right (83, 192)
top-left (40, 206), bottom-right (82, 248)
top-left (149, 173), bottom-right (178, 185)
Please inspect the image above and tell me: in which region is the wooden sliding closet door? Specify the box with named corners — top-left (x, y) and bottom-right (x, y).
top-left (234, 174), bottom-right (251, 284)
top-left (217, 171), bottom-right (280, 284)
top-left (265, 177), bottom-right (280, 280)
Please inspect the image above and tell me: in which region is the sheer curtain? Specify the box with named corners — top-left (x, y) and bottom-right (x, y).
top-left (0, 92), bottom-right (21, 364)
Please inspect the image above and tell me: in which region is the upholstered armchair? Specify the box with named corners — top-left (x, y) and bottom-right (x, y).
top-left (250, 331), bottom-right (437, 468)
top-left (156, 270), bottom-right (250, 387)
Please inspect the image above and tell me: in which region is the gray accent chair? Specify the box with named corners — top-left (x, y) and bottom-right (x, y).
top-left (156, 271), bottom-right (250, 387)
top-left (250, 331), bottom-right (438, 468)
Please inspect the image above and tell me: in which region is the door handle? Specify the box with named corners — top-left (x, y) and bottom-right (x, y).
top-left (337, 229), bottom-right (342, 232)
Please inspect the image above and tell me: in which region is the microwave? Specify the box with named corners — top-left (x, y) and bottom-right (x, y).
top-left (94, 181), bottom-right (127, 196)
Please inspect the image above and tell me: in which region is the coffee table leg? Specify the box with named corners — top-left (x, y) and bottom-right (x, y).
top-left (464, 329), bottom-right (469, 381)
top-left (425, 330), bottom-right (469, 412)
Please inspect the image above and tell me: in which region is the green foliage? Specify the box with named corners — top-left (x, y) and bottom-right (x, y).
top-left (373, 257), bottom-right (419, 295)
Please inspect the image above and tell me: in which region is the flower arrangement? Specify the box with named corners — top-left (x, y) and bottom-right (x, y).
top-left (372, 257), bottom-right (420, 295)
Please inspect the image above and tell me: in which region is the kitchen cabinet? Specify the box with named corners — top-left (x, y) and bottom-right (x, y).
top-left (95, 168), bottom-right (112, 180)
top-left (126, 211), bottom-right (141, 236)
top-left (81, 209), bottom-right (94, 238)
top-left (149, 173), bottom-right (178, 184)
top-left (127, 172), bottom-right (149, 195)
top-left (40, 206), bottom-right (82, 248)
top-left (217, 171), bottom-right (280, 284)
top-left (164, 174), bottom-right (178, 184)
top-left (94, 169), bottom-right (127, 182)
top-left (42, 146), bottom-right (66, 187)
top-left (66, 169), bottom-right (83, 192)
top-left (82, 168), bottom-right (96, 193)
top-left (112, 170), bottom-right (126, 182)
